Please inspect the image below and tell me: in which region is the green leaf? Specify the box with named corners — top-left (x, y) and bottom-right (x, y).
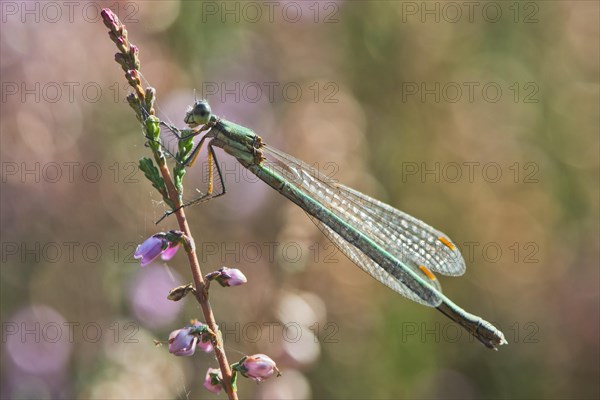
top-left (138, 157), bottom-right (173, 208)
top-left (144, 115), bottom-right (161, 141)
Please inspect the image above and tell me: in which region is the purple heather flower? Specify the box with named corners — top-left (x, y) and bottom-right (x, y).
top-left (192, 321), bottom-right (214, 353)
top-left (214, 267), bottom-right (247, 287)
top-left (203, 367), bottom-right (223, 394)
top-left (161, 243), bottom-right (180, 261)
top-left (168, 321), bottom-right (213, 357)
top-left (197, 338), bottom-right (213, 353)
top-left (134, 235), bottom-right (165, 267)
top-left (239, 354), bottom-right (280, 382)
top-left (134, 234), bottom-right (180, 267)
top-left (168, 328), bottom-right (198, 357)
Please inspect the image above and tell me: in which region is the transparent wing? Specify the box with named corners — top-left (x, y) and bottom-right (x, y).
top-left (336, 185), bottom-right (466, 276)
top-left (263, 145), bottom-right (466, 277)
top-left (307, 213), bottom-right (443, 306)
top-left (152, 121), bottom-right (191, 162)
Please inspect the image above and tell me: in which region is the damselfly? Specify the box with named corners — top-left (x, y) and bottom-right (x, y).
top-left (151, 100), bottom-right (507, 350)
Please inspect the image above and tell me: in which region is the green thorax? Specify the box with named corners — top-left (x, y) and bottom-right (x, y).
top-left (210, 117), bottom-right (264, 166)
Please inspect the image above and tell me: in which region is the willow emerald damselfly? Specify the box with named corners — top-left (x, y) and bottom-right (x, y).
top-left (150, 100), bottom-right (507, 350)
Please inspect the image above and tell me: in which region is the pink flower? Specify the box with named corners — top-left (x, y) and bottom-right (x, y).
top-left (197, 338), bottom-right (213, 353)
top-left (168, 328), bottom-right (197, 357)
top-left (203, 367), bottom-right (222, 394)
top-left (239, 354), bottom-right (280, 382)
top-left (192, 321), bottom-right (213, 353)
top-left (214, 267), bottom-right (247, 287)
top-left (161, 243), bottom-right (180, 261)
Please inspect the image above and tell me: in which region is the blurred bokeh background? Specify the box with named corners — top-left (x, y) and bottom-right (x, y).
top-left (1, 1), bottom-right (598, 399)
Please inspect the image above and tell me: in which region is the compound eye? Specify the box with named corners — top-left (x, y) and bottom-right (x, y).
top-left (184, 100), bottom-right (212, 126)
top-left (194, 101), bottom-right (212, 123)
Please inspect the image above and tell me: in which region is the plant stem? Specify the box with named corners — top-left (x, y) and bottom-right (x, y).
top-left (157, 162), bottom-right (238, 400)
top-left (100, 8), bottom-right (237, 400)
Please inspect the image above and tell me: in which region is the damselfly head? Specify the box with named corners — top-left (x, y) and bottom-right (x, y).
top-left (184, 100), bottom-right (212, 127)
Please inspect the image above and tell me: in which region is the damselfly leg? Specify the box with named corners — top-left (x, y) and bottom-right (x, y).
top-left (152, 120), bottom-right (227, 224)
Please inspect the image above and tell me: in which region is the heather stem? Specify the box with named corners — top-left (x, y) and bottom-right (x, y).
top-left (100, 8), bottom-right (237, 400)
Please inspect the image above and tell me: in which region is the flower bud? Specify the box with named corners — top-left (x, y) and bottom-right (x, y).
top-left (203, 368), bottom-right (222, 394)
top-left (167, 283), bottom-right (195, 301)
top-left (238, 354), bottom-right (280, 382)
top-left (214, 267), bottom-right (247, 287)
